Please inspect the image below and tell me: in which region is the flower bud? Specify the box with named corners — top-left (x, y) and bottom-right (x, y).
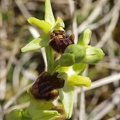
top-left (59, 53), bottom-right (75, 66)
top-left (64, 44), bottom-right (86, 63)
top-left (82, 46), bottom-right (105, 64)
top-left (78, 28), bottom-right (92, 45)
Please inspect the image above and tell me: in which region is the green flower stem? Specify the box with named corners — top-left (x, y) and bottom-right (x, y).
top-left (50, 60), bottom-right (61, 75)
top-left (45, 46), bottom-right (54, 74)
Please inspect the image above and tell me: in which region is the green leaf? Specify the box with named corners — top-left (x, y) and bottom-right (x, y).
top-left (64, 44), bottom-right (86, 63)
top-left (59, 53), bottom-right (75, 66)
top-left (28, 17), bottom-right (52, 34)
top-left (32, 110), bottom-right (60, 120)
top-left (68, 75), bottom-right (91, 87)
top-left (6, 109), bottom-right (23, 120)
top-left (72, 62), bottom-right (87, 75)
top-left (59, 84), bottom-right (74, 119)
top-left (45, 0), bottom-right (55, 25)
top-left (78, 28), bottom-right (92, 45)
top-left (21, 34), bottom-right (50, 52)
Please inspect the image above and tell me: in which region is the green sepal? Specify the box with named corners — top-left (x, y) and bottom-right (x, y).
top-left (45, 0), bottom-right (55, 25)
top-left (28, 99), bottom-right (54, 115)
top-left (52, 17), bottom-right (65, 30)
top-left (6, 109), bottom-right (32, 120)
top-left (28, 99), bottom-right (60, 120)
top-left (78, 28), bottom-right (92, 45)
top-left (6, 109), bottom-right (23, 120)
top-left (32, 110), bottom-right (60, 120)
top-left (59, 53), bottom-right (75, 66)
top-left (68, 75), bottom-right (91, 87)
top-left (59, 84), bottom-right (74, 119)
top-left (21, 33), bottom-right (50, 52)
top-left (64, 44), bottom-right (86, 63)
top-left (28, 17), bottom-right (52, 34)
top-left (72, 62), bottom-right (87, 75)
top-left (82, 46), bottom-right (105, 64)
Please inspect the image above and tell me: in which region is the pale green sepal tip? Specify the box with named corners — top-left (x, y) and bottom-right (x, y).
top-left (59, 84), bottom-right (74, 119)
top-left (68, 75), bottom-right (91, 87)
top-left (45, 0), bottom-right (55, 25)
top-left (78, 28), bottom-right (92, 45)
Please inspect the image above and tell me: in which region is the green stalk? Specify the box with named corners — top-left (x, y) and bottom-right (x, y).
top-left (45, 46), bottom-right (54, 74)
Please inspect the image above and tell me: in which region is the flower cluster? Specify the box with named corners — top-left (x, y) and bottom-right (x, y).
top-left (7, 0), bottom-right (104, 120)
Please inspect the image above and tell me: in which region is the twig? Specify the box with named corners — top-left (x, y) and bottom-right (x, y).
top-left (89, 88), bottom-right (120, 120)
top-left (77, 0), bottom-right (108, 33)
top-left (3, 102), bottom-right (30, 115)
top-left (97, 62), bottom-right (120, 71)
top-left (108, 115), bottom-right (120, 120)
top-left (68, 0), bottom-right (78, 43)
top-left (84, 73), bottom-right (120, 92)
top-left (3, 84), bottom-right (32, 110)
top-left (89, 9), bottom-right (112, 30)
top-left (96, 0), bottom-right (120, 47)
top-left (79, 66), bottom-right (88, 120)
top-left (15, 0), bottom-right (31, 19)
top-left (75, 73), bottom-right (120, 93)
top-left (79, 87), bottom-right (86, 120)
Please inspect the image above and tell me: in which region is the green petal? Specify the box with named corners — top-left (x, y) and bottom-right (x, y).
top-left (59, 84), bottom-right (74, 119)
top-left (28, 17), bottom-right (52, 33)
top-left (78, 28), bottom-right (92, 45)
top-left (68, 75), bottom-right (91, 87)
top-left (21, 34), bottom-right (50, 52)
top-left (45, 0), bottom-right (55, 25)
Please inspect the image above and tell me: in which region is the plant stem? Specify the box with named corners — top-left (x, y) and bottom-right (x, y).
top-left (45, 46), bottom-right (54, 74)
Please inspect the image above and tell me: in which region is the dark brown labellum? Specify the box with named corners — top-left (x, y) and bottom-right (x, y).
top-left (49, 30), bottom-right (75, 53)
top-left (30, 72), bottom-right (65, 101)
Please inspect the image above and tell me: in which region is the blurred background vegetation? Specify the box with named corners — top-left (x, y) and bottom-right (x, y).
top-left (0, 0), bottom-right (120, 120)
